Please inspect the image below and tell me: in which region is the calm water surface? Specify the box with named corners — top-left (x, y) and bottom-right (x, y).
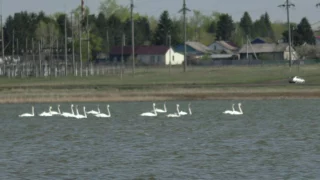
top-left (0, 100), bottom-right (319, 179)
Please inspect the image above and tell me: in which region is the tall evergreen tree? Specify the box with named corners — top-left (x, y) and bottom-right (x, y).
top-left (263, 12), bottom-right (275, 40)
top-left (296, 17), bottom-right (315, 45)
top-left (282, 18), bottom-right (315, 46)
top-left (216, 13), bottom-right (234, 41)
top-left (239, 12), bottom-right (253, 37)
top-left (152, 11), bottom-right (173, 45)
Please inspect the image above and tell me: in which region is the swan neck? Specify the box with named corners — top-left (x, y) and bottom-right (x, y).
top-left (153, 105), bottom-right (157, 115)
top-left (107, 106), bottom-right (111, 117)
top-left (238, 104), bottom-right (242, 113)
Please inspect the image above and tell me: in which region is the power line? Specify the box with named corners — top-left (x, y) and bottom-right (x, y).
top-left (278, 0), bottom-right (295, 68)
top-left (179, 0), bottom-right (190, 72)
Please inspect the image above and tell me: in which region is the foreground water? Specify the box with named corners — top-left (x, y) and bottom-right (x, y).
top-left (0, 100), bottom-right (319, 179)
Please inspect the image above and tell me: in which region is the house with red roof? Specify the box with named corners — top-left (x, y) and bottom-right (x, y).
top-left (136, 46), bottom-right (184, 65)
top-left (109, 45), bottom-right (184, 65)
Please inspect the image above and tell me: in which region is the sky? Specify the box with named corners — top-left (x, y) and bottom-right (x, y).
top-left (1, 0), bottom-right (320, 24)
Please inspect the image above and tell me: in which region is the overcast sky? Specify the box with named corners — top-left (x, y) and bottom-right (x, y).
top-left (1, 0), bottom-right (320, 24)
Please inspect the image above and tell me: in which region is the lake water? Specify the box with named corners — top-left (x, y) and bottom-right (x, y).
top-left (0, 100), bottom-right (319, 179)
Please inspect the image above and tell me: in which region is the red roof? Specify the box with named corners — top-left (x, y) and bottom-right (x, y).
top-left (136, 46), bottom-right (169, 55)
top-left (110, 46), bottom-right (133, 55)
top-left (110, 45), bottom-right (170, 55)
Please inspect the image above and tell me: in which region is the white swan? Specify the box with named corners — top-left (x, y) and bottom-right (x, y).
top-left (39, 106), bottom-right (53, 117)
top-left (179, 103), bottom-right (192, 115)
top-left (140, 103), bottom-right (157, 117)
top-left (223, 104), bottom-right (235, 114)
top-left (87, 105), bottom-right (100, 115)
top-left (19, 106), bottom-right (35, 117)
top-left (61, 104), bottom-right (76, 118)
top-left (232, 103), bottom-right (243, 115)
top-left (155, 102), bottom-right (167, 113)
top-left (75, 106), bottom-right (87, 119)
top-left (167, 104), bottom-right (181, 117)
top-left (95, 105), bottom-right (111, 118)
top-left (50, 104), bottom-right (61, 115)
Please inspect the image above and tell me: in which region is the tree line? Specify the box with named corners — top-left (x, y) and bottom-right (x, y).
top-left (1, 0), bottom-right (316, 62)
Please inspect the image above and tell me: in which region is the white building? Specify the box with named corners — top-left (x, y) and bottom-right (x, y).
top-left (136, 46), bottom-right (184, 65)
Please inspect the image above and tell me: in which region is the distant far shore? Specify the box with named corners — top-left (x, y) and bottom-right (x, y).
top-left (1, 66), bottom-right (320, 103)
top-left (1, 87), bottom-right (319, 104)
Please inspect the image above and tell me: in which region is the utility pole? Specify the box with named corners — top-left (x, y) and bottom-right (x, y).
top-left (0, 0), bottom-right (4, 71)
top-left (32, 38), bottom-right (36, 77)
top-left (64, 13), bottom-right (68, 76)
top-left (80, 0), bottom-right (84, 77)
top-left (86, 6), bottom-right (90, 68)
top-left (12, 29), bottom-right (14, 59)
top-left (168, 34), bottom-right (172, 74)
top-left (71, 13), bottom-right (75, 76)
top-left (39, 41), bottom-right (41, 76)
top-left (179, 0), bottom-right (190, 72)
top-left (131, 0), bottom-right (135, 75)
top-left (106, 29), bottom-right (109, 54)
top-left (1, 15), bottom-right (4, 66)
top-left (121, 33), bottom-right (125, 79)
top-left (278, 0), bottom-right (295, 68)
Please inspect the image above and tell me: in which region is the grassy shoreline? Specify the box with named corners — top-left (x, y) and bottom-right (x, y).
top-left (1, 65), bottom-right (320, 103)
top-left (1, 86), bottom-right (320, 104)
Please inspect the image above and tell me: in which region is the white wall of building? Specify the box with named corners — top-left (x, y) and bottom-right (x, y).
top-left (165, 48), bottom-right (184, 65)
top-left (137, 48), bottom-right (184, 65)
top-left (283, 46), bottom-right (299, 60)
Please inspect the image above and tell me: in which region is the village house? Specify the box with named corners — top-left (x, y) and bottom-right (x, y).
top-left (175, 41), bottom-right (211, 56)
top-left (109, 45), bottom-right (184, 65)
top-left (238, 43), bottom-right (299, 61)
top-left (208, 40), bottom-right (239, 60)
top-left (136, 46), bottom-right (184, 65)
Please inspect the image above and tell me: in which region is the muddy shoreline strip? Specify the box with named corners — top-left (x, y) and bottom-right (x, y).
top-left (1, 87), bottom-right (319, 104)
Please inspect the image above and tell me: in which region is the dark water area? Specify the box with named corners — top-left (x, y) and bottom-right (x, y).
top-left (0, 100), bottom-right (319, 179)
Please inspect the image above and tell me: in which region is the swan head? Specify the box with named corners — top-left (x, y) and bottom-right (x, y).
top-left (239, 103), bottom-right (242, 106)
top-left (107, 104), bottom-right (110, 107)
top-left (177, 104), bottom-right (179, 107)
top-left (71, 104), bottom-right (74, 107)
top-left (153, 103), bottom-right (156, 106)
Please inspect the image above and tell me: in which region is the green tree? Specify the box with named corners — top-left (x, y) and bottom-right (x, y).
top-left (296, 17), bottom-right (315, 45)
top-left (124, 16), bottom-right (151, 46)
top-left (282, 18), bottom-right (315, 46)
top-left (263, 12), bottom-right (275, 40)
top-left (253, 13), bottom-right (275, 40)
top-left (239, 12), bottom-right (253, 37)
top-left (216, 13), bottom-right (234, 41)
top-left (152, 11), bottom-right (173, 45)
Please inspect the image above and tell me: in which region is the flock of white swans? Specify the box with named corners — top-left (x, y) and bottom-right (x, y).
top-left (18, 104), bottom-right (111, 119)
top-left (18, 102), bottom-right (243, 118)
